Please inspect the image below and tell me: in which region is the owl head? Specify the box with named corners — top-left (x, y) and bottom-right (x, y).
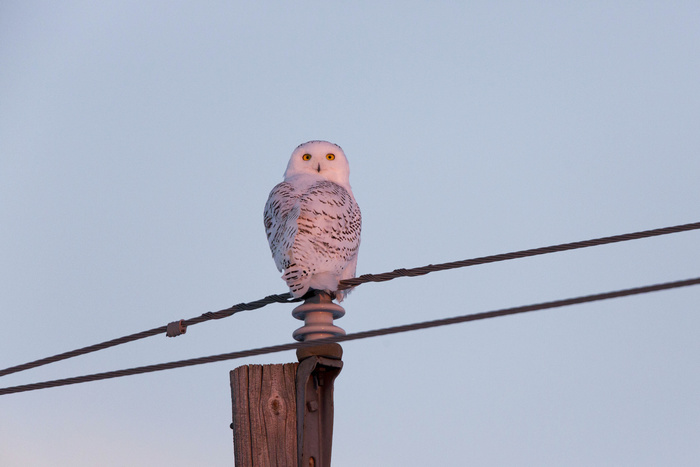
top-left (284, 140), bottom-right (351, 187)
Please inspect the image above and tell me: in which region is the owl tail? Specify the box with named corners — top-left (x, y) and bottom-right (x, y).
top-left (282, 266), bottom-right (310, 298)
top-left (283, 268), bottom-right (347, 301)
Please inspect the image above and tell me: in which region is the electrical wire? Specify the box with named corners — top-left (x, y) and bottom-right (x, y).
top-left (1, 221), bottom-right (698, 379)
top-left (0, 293), bottom-right (300, 378)
top-left (1, 276), bottom-right (698, 396)
top-left (337, 221), bottom-right (700, 289)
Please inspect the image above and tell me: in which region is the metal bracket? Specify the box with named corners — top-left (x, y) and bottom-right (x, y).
top-left (296, 351), bottom-right (343, 467)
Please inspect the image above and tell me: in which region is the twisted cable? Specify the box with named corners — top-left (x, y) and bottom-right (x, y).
top-left (338, 221), bottom-right (700, 289)
top-left (1, 276), bottom-right (698, 396)
top-left (1, 221), bottom-right (698, 379)
top-left (0, 293), bottom-right (300, 378)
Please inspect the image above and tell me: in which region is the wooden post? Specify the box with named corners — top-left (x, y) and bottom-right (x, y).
top-left (231, 292), bottom-right (345, 466)
top-left (230, 363), bottom-right (298, 466)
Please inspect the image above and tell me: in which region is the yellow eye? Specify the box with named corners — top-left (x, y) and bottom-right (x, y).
top-left (326, 153), bottom-right (335, 160)
top-left (302, 153), bottom-right (312, 161)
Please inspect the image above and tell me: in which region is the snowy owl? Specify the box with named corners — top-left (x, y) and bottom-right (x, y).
top-left (264, 140), bottom-right (362, 301)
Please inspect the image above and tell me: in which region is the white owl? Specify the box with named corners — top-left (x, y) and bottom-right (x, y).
top-left (264, 140), bottom-right (362, 301)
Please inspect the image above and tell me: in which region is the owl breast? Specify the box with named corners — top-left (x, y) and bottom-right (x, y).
top-left (264, 179), bottom-right (361, 301)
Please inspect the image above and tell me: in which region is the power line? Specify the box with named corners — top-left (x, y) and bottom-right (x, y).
top-left (1, 221), bottom-right (698, 379)
top-left (1, 276), bottom-right (698, 396)
top-left (0, 293), bottom-right (300, 378)
top-left (337, 221), bottom-right (700, 289)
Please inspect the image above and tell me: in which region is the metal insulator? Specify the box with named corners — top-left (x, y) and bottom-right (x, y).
top-left (292, 291), bottom-right (346, 342)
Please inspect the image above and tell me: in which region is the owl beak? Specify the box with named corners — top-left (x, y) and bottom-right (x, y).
top-left (317, 163), bottom-right (321, 173)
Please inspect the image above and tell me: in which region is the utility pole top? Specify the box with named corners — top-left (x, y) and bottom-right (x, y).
top-left (291, 291), bottom-right (344, 466)
top-left (231, 290), bottom-right (346, 467)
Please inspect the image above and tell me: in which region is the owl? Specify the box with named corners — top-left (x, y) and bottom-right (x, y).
top-left (264, 140), bottom-right (362, 301)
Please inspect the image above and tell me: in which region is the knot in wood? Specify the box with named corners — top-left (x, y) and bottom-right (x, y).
top-left (267, 391), bottom-right (285, 416)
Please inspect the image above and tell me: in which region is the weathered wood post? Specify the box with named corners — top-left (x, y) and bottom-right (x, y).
top-left (230, 363), bottom-right (298, 466)
top-left (230, 291), bottom-right (345, 467)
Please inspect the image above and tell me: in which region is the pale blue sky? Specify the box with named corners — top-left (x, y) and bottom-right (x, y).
top-left (1, 2), bottom-right (699, 466)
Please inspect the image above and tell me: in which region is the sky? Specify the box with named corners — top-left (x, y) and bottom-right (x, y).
top-left (1, 1), bottom-right (699, 466)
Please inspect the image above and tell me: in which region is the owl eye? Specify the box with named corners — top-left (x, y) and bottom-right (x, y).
top-left (326, 153), bottom-right (335, 160)
top-left (302, 153), bottom-right (312, 161)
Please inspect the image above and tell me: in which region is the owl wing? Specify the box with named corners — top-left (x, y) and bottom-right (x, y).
top-left (263, 181), bottom-right (301, 272)
top-left (291, 181), bottom-right (362, 298)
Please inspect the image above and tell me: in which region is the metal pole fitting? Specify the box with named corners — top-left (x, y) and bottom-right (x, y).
top-left (292, 291), bottom-right (346, 342)
top-left (296, 353), bottom-right (342, 467)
